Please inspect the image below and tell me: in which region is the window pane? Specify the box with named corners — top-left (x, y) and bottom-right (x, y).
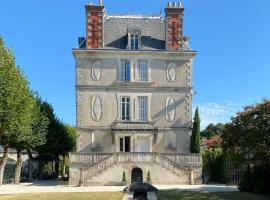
top-left (131, 34), bottom-right (139, 50)
top-left (125, 137), bottom-right (130, 152)
top-left (138, 60), bottom-right (148, 81)
top-left (120, 138), bottom-right (123, 152)
top-left (138, 96), bottom-right (148, 121)
top-left (121, 97), bottom-right (130, 121)
top-left (121, 59), bottom-right (131, 82)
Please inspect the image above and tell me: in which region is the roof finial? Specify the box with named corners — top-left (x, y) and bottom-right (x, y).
top-left (99, 0), bottom-right (103, 6)
top-left (173, 1), bottom-right (177, 7)
top-left (88, 1), bottom-right (93, 5)
top-left (167, 2), bottom-right (172, 7)
top-left (178, 1), bottom-right (182, 8)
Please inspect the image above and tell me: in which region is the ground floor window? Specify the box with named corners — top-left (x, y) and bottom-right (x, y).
top-left (120, 136), bottom-right (130, 152)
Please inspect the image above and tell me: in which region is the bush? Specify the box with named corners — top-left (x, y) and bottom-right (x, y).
top-left (239, 162), bottom-right (270, 194)
top-left (202, 148), bottom-right (226, 183)
top-left (122, 171), bottom-right (126, 182)
top-left (147, 171), bottom-right (151, 182)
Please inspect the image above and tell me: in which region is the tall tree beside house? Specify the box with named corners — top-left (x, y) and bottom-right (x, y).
top-left (190, 107), bottom-right (201, 153)
top-left (10, 94), bottom-right (49, 184)
top-left (60, 124), bottom-right (76, 175)
top-left (36, 103), bottom-right (76, 176)
top-left (0, 37), bottom-right (34, 186)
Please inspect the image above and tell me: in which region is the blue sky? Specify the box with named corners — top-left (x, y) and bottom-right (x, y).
top-left (1, 0), bottom-right (269, 128)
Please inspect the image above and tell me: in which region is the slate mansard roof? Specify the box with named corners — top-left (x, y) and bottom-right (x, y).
top-left (78, 13), bottom-right (192, 51)
top-left (104, 15), bottom-right (166, 50)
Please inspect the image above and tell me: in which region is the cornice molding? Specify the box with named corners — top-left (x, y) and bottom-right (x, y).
top-left (72, 49), bottom-right (196, 60)
top-left (76, 126), bottom-right (192, 131)
top-left (76, 85), bottom-right (193, 92)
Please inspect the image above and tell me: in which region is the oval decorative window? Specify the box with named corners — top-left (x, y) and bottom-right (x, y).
top-left (165, 97), bottom-right (176, 122)
top-left (91, 61), bottom-right (102, 81)
top-left (91, 96), bottom-right (102, 121)
top-left (167, 63), bottom-right (176, 82)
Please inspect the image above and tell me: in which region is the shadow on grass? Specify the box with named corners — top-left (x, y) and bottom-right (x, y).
top-left (156, 190), bottom-right (270, 200)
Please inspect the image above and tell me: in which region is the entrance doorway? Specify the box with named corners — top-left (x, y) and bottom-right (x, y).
top-left (131, 167), bottom-right (143, 183)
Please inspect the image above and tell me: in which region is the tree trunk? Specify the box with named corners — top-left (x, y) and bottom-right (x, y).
top-left (14, 149), bottom-right (22, 184)
top-left (62, 155), bottom-right (66, 176)
top-left (55, 159), bottom-right (59, 177)
top-left (27, 149), bottom-right (33, 182)
top-left (0, 144), bottom-right (9, 186)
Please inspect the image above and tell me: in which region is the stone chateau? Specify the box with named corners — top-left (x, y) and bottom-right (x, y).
top-left (69, 0), bottom-right (202, 186)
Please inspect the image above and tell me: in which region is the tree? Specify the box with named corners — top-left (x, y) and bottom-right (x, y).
top-left (59, 124), bottom-right (76, 175)
top-left (11, 95), bottom-right (49, 183)
top-left (201, 123), bottom-right (224, 138)
top-left (222, 100), bottom-right (270, 162)
top-left (190, 107), bottom-right (201, 153)
top-left (36, 103), bottom-right (76, 177)
top-left (222, 100), bottom-right (270, 193)
top-left (0, 37), bottom-right (34, 186)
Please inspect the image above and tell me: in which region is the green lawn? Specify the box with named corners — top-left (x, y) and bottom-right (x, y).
top-left (0, 192), bottom-right (124, 200)
top-left (157, 191), bottom-right (270, 200)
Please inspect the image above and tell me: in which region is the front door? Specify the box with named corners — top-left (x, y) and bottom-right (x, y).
top-left (131, 167), bottom-right (143, 183)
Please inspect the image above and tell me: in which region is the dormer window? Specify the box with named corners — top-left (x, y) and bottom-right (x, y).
top-left (127, 28), bottom-right (141, 50)
top-left (131, 34), bottom-right (139, 50)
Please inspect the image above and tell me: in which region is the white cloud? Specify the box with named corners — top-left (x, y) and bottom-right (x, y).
top-left (193, 101), bottom-right (244, 129)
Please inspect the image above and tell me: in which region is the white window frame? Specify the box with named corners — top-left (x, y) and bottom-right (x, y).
top-left (131, 34), bottom-right (139, 50)
top-left (138, 96), bottom-right (148, 122)
top-left (120, 59), bottom-right (131, 82)
top-left (121, 97), bottom-right (131, 121)
top-left (136, 60), bottom-right (148, 82)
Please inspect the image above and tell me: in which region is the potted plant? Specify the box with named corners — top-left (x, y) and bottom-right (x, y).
top-left (122, 171), bottom-right (127, 186)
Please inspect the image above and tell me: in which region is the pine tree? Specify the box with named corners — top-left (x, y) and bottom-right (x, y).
top-left (190, 107), bottom-right (201, 153)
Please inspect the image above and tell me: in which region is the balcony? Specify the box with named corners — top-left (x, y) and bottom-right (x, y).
top-left (69, 152), bottom-right (202, 167)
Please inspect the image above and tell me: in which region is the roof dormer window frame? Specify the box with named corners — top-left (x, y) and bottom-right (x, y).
top-left (127, 28), bottom-right (142, 50)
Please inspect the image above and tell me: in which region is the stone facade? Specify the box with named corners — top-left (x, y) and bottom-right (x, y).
top-left (69, 1), bottom-right (202, 186)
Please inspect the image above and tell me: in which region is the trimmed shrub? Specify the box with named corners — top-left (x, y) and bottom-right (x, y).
top-left (147, 171), bottom-right (151, 182)
top-left (122, 171), bottom-right (127, 182)
top-left (202, 148), bottom-right (226, 183)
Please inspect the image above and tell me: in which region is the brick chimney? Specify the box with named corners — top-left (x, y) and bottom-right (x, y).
top-left (165, 1), bottom-right (184, 50)
top-left (85, 1), bottom-right (105, 48)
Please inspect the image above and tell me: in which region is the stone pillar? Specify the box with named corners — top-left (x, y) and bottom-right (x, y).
top-left (79, 167), bottom-right (85, 186)
top-left (189, 168), bottom-right (194, 185)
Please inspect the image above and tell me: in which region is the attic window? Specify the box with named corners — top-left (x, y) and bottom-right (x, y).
top-left (127, 28), bottom-right (141, 50)
top-left (131, 34), bottom-right (139, 49)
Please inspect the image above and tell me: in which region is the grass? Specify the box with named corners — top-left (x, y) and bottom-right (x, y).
top-left (0, 192), bottom-right (124, 200)
top-left (157, 191), bottom-right (270, 200)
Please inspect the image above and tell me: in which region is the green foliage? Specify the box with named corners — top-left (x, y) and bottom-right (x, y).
top-left (222, 100), bottom-right (270, 162)
top-left (122, 171), bottom-right (126, 182)
top-left (201, 123), bottom-right (224, 138)
top-left (202, 148), bottom-right (226, 183)
top-left (190, 107), bottom-right (201, 153)
top-left (10, 94), bottom-right (49, 151)
top-left (147, 171), bottom-right (151, 182)
top-left (36, 102), bottom-right (75, 160)
top-left (0, 37), bottom-right (34, 146)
